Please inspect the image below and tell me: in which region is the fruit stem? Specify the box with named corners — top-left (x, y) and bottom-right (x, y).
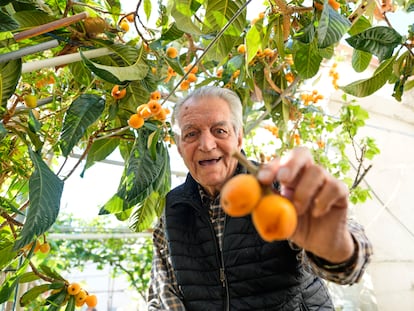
top-left (232, 150), bottom-right (259, 175)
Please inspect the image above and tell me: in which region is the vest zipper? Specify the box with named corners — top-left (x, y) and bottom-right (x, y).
top-left (221, 216), bottom-right (230, 311)
top-left (206, 206), bottom-right (230, 310)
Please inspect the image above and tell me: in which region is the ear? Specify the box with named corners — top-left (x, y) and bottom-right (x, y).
top-left (175, 136), bottom-right (183, 156)
top-left (237, 129), bottom-right (243, 149)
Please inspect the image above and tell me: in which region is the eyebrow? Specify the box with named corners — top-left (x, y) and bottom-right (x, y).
top-left (180, 120), bottom-right (230, 132)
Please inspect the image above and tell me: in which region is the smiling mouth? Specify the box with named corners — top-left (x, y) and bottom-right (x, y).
top-left (199, 157), bottom-right (221, 166)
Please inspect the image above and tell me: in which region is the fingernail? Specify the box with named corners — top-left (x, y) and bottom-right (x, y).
top-left (257, 170), bottom-right (272, 181)
top-left (277, 167), bottom-right (290, 182)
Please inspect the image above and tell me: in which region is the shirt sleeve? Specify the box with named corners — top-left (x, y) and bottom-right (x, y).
top-left (147, 218), bottom-right (187, 311)
top-left (301, 219), bottom-right (373, 285)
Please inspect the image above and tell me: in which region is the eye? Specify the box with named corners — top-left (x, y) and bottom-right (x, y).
top-left (213, 128), bottom-right (229, 137)
top-left (182, 131), bottom-right (198, 142)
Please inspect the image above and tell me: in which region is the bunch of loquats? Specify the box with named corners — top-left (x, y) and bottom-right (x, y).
top-left (65, 282), bottom-right (98, 308)
top-left (163, 46), bottom-right (199, 91)
top-left (220, 151), bottom-right (297, 242)
top-left (128, 90), bottom-right (171, 130)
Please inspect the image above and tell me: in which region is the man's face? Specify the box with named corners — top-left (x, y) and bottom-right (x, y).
top-left (175, 96), bottom-right (243, 197)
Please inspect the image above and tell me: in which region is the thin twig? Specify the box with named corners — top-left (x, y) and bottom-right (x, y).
top-left (231, 150), bottom-right (259, 175)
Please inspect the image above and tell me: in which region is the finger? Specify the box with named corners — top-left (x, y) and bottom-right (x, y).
top-left (277, 147), bottom-right (314, 186)
top-left (256, 157), bottom-right (281, 186)
top-left (293, 165), bottom-right (326, 215)
top-left (312, 177), bottom-right (349, 217)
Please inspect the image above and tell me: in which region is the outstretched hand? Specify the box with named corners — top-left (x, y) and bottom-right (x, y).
top-left (257, 147), bottom-right (354, 263)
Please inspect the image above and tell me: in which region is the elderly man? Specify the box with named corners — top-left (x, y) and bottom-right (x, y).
top-left (148, 86), bottom-right (372, 310)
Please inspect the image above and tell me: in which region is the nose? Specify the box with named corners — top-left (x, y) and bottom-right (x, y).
top-left (198, 131), bottom-right (217, 152)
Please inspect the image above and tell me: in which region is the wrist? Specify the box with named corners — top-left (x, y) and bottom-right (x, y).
top-left (307, 234), bottom-right (359, 271)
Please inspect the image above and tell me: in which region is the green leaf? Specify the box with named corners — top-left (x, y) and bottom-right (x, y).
top-left (45, 290), bottom-right (67, 310)
top-left (246, 22), bottom-right (263, 63)
top-left (348, 15), bottom-right (371, 36)
top-left (18, 272), bottom-right (40, 284)
top-left (106, 43), bottom-right (142, 65)
top-left (0, 257), bottom-right (29, 304)
top-left (101, 129), bottom-right (170, 219)
top-left (340, 55), bottom-right (396, 97)
top-left (0, 0), bottom-right (14, 6)
top-left (83, 138), bottom-right (120, 172)
top-left (144, 0), bottom-right (152, 21)
top-left (38, 264), bottom-right (66, 282)
top-left (0, 239), bottom-right (16, 270)
top-left (317, 3), bottom-right (351, 48)
top-left (0, 122), bottom-right (6, 139)
top-left (0, 273), bottom-right (19, 304)
top-left (203, 0), bottom-right (246, 36)
top-left (12, 10), bottom-right (55, 28)
top-left (351, 49), bottom-right (372, 72)
top-left (59, 94), bottom-right (105, 157)
top-left (293, 40), bottom-right (322, 79)
top-left (0, 196), bottom-right (22, 215)
top-left (203, 0), bottom-right (246, 62)
top-left (20, 284), bottom-right (51, 307)
top-left (0, 59), bottom-right (21, 108)
top-left (159, 22), bottom-right (185, 41)
top-left (129, 145), bottom-right (170, 231)
top-left (13, 150), bottom-right (64, 250)
top-left (99, 194), bottom-right (125, 215)
top-left (81, 50), bottom-right (149, 84)
top-left (64, 295), bottom-right (76, 311)
top-left (171, 1), bottom-right (204, 35)
top-left (345, 26), bottom-right (402, 62)
top-left (0, 11), bottom-right (19, 31)
top-left (68, 61), bottom-right (93, 87)
top-left (129, 191), bottom-right (162, 232)
top-left (117, 130), bottom-right (169, 206)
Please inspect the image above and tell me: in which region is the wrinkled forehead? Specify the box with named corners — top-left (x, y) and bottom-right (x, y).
top-left (173, 95), bottom-right (224, 131)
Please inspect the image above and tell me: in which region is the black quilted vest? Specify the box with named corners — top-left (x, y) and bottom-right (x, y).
top-left (164, 172), bottom-right (334, 311)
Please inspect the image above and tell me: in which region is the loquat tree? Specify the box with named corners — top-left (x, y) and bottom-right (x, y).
top-left (0, 0), bottom-right (410, 309)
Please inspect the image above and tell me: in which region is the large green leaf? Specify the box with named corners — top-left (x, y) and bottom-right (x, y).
top-left (59, 94), bottom-right (105, 157)
top-left (318, 2), bottom-right (351, 48)
top-left (0, 11), bottom-right (19, 31)
top-left (159, 22), bottom-right (185, 41)
top-left (340, 55), bottom-right (396, 97)
top-left (0, 59), bottom-right (21, 108)
top-left (351, 49), bottom-right (372, 72)
top-left (45, 289), bottom-right (67, 310)
top-left (345, 26), bottom-right (402, 62)
top-left (19, 284), bottom-right (51, 307)
top-left (129, 140), bottom-right (171, 232)
top-left (68, 61), bottom-right (93, 87)
top-left (117, 129), bottom-right (169, 206)
top-left (0, 196), bottom-right (22, 215)
top-left (204, 0), bottom-right (246, 36)
top-left (0, 258), bottom-right (29, 304)
top-left (0, 0), bottom-right (14, 5)
top-left (246, 21), bottom-right (263, 63)
top-left (0, 238), bottom-right (16, 270)
top-left (101, 129), bottom-right (170, 219)
top-left (203, 0), bottom-right (247, 62)
top-left (293, 40), bottom-right (322, 79)
top-left (171, 0), bottom-right (204, 35)
top-left (12, 10), bottom-right (55, 28)
top-left (13, 150), bottom-right (64, 250)
top-left (83, 138), bottom-right (120, 172)
top-left (81, 50), bottom-right (149, 85)
top-left (105, 43), bottom-right (142, 66)
top-left (129, 191), bottom-right (163, 232)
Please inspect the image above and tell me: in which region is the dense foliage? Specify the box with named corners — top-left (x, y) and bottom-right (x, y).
top-left (0, 0), bottom-right (411, 309)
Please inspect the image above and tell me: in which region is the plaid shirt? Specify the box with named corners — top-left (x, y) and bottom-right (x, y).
top-left (147, 187), bottom-right (373, 310)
